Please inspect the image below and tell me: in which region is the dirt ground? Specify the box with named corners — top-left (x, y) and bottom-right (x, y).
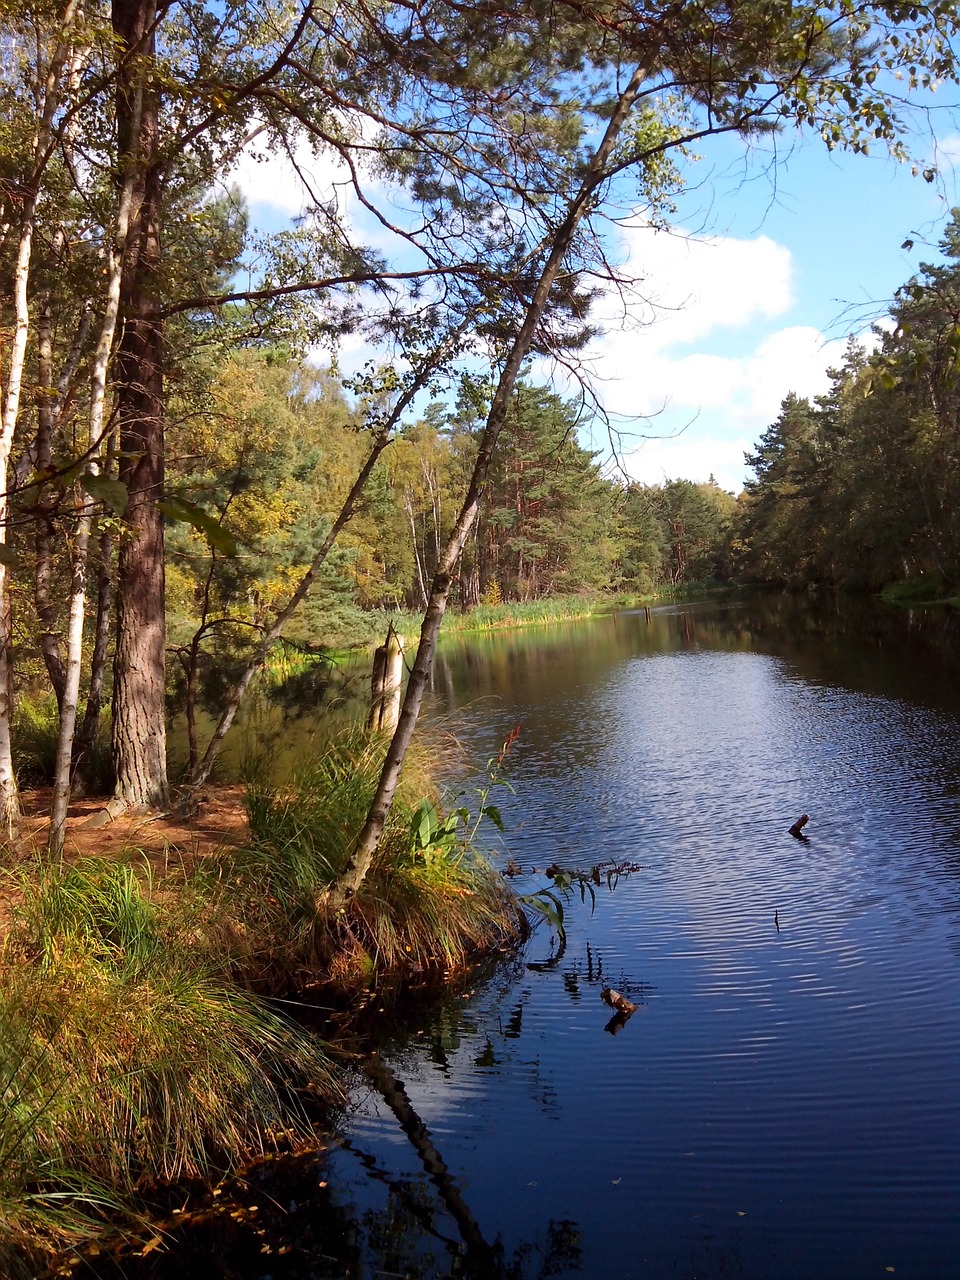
top-left (16, 785), bottom-right (251, 869)
top-left (0, 788), bottom-right (249, 941)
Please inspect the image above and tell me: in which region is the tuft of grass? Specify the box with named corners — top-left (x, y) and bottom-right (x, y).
top-left (0, 854), bottom-right (343, 1269)
top-left (879, 575), bottom-right (949, 605)
top-left (0, 982), bottom-right (122, 1278)
top-left (11, 696), bottom-right (60, 788)
top-left (214, 728), bottom-right (523, 986)
top-left (23, 856), bottom-right (162, 974)
top-left (11, 694), bottom-right (113, 792)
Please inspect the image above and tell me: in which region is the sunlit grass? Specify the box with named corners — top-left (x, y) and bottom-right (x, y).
top-left (0, 855), bottom-right (343, 1270)
top-left (0, 726), bottom-right (527, 1267)
top-left (216, 728), bottom-right (523, 985)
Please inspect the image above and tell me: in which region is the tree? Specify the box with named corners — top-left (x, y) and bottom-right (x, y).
top-left (332, 0), bottom-right (960, 901)
top-left (736, 393), bottom-right (827, 585)
top-left (5, 0), bottom-right (960, 849)
top-left (476, 384), bottom-right (618, 601)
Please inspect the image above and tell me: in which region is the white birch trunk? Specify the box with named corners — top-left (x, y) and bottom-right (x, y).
top-left (0, 0), bottom-right (81, 840)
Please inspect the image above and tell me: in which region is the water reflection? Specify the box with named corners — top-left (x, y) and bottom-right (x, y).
top-left (154, 595), bottom-right (960, 1279)
top-left (337, 595), bottom-right (960, 1280)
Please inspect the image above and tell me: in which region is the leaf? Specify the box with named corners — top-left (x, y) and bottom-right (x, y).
top-left (159, 496), bottom-right (237, 556)
top-left (412, 799), bottom-right (438, 848)
top-left (81, 473), bottom-right (129, 515)
top-left (0, 545), bottom-right (17, 568)
top-left (483, 803), bottom-right (505, 831)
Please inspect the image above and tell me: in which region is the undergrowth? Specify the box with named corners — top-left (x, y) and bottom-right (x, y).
top-left (0, 856), bottom-right (341, 1274)
top-left (209, 728), bottom-right (524, 987)
top-left (0, 728), bottom-right (526, 1271)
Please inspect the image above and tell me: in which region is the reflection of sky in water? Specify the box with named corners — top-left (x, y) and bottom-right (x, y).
top-left (332, 600), bottom-right (960, 1280)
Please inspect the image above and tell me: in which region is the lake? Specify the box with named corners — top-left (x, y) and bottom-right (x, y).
top-left (116, 595), bottom-right (960, 1279)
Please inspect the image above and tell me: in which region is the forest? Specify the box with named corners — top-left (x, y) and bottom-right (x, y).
top-left (5, 0), bottom-right (960, 1271)
top-left (6, 0), bottom-right (958, 856)
top-left (736, 213), bottom-right (960, 596)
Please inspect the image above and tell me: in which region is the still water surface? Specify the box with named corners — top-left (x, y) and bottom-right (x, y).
top-left (144, 597), bottom-right (960, 1278)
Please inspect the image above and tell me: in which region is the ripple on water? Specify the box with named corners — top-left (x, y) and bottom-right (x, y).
top-left (340, 621), bottom-right (960, 1280)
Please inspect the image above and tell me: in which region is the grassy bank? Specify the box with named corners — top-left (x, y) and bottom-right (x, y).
top-left (0, 732), bottom-right (523, 1273)
top-left (374, 586), bottom-right (729, 648)
top-left (194, 728), bottom-right (523, 989)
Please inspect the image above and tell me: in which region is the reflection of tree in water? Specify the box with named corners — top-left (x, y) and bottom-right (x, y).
top-left (72, 1105), bottom-right (581, 1280)
top-left (358, 1051), bottom-right (581, 1278)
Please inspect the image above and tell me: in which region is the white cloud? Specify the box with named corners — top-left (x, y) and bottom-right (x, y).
top-left (933, 133), bottom-right (960, 168)
top-left (579, 226), bottom-right (852, 491)
top-left (228, 131), bottom-right (350, 215)
top-left (598, 224), bottom-right (795, 349)
top-left (624, 432), bottom-right (754, 494)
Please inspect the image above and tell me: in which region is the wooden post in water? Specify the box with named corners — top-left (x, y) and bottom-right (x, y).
top-left (368, 627), bottom-right (405, 734)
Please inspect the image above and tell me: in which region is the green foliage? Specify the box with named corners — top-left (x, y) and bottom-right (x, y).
top-left (734, 220), bottom-right (960, 593)
top-left (880, 576), bottom-right (948, 604)
top-left (410, 799), bottom-right (465, 866)
top-left (10, 697), bottom-right (60, 788)
top-left (227, 729), bottom-right (522, 983)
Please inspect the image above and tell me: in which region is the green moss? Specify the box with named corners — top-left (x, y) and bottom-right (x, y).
top-left (879, 576), bottom-right (949, 604)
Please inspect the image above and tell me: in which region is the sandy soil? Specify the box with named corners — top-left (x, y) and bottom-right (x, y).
top-left (0, 787), bottom-right (248, 940)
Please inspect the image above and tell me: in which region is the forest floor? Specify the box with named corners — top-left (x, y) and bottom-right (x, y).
top-left (3, 786), bottom-right (251, 935)
top-left (17, 785), bottom-right (250, 863)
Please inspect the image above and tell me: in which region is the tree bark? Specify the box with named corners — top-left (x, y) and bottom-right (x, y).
top-left (109, 0), bottom-right (169, 812)
top-left (0, 0), bottom-right (82, 839)
top-left (33, 299), bottom-right (67, 709)
top-left (71, 525), bottom-right (115, 792)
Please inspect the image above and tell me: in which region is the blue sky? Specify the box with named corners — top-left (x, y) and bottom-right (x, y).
top-left (230, 97), bottom-right (960, 495)
top-left (571, 119), bottom-right (960, 493)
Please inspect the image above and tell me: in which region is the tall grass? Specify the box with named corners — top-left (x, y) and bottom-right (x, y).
top-left (11, 693), bottom-right (113, 792)
top-left (388, 594), bottom-right (605, 640)
top-left (0, 983), bottom-right (121, 1278)
top-left (213, 729), bottom-right (523, 986)
top-left (0, 855), bottom-right (342, 1271)
top-left (0, 728), bottom-right (526, 1268)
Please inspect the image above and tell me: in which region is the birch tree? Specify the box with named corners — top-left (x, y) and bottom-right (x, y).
top-left (0, 0), bottom-right (83, 837)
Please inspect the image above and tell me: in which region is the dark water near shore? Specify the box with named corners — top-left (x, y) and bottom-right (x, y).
top-left (112, 596), bottom-right (960, 1278)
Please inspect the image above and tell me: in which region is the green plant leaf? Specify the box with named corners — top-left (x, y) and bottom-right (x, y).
top-left (412, 799), bottom-right (438, 849)
top-left (80, 474), bottom-right (129, 515)
top-left (483, 804), bottom-right (505, 831)
top-left (159, 496), bottom-right (237, 556)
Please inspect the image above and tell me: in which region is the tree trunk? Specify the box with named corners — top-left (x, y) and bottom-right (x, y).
top-left (72, 526), bottom-right (115, 793)
top-left (189, 324), bottom-right (469, 789)
top-left (0, 0), bottom-right (82, 838)
top-left (49, 2), bottom-right (144, 844)
top-left (109, 0), bottom-right (169, 812)
top-left (406, 498), bottom-right (428, 609)
top-left (328, 63), bottom-right (648, 906)
top-left (367, 628), bottom-right (405, 734)
top-left (33, 299), bottom-right (67, 709)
